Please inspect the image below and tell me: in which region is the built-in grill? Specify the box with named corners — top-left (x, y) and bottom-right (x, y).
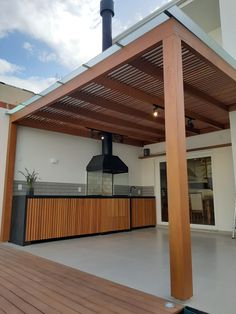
top-left (86, 132), bottom-right (128, 195)
top-left (86, 1), bottom-right (129, 196)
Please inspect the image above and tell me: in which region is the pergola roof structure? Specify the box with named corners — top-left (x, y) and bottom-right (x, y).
top-left (2, 4), bottom-right (236, 302)
top-left (8, 6), bottom-right (236, 146)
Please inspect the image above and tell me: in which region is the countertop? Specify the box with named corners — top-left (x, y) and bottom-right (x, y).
top-left (16, 195), bottom-right (155, 199)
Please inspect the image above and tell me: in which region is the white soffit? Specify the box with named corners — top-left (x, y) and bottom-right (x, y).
top-left (179, 0), bottom-right (220, 33)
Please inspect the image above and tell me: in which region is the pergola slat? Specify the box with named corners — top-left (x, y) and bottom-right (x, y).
top-left (130, 59), bottom-right (228, 127)
top-left (51, 102), bottom-right (165, 136)
top-left (96, 77), bottom-right (200, 135)
top-left (71, 92), bottom-right (163, 125)
top-left (34, 111), bottom-right (161, 143)
top-left (10, 19), bottom-right (175, 123)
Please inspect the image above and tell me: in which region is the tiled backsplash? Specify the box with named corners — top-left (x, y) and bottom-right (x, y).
top-left (13, 180), bottom-right (155, 196)
top-left (142, 186), bottom-right (155, 196)
top-left (13, 181), bottom-right (86, 196)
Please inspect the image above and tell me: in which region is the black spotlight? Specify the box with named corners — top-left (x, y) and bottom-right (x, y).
top-left (187, 118), bottom-right (194, 129)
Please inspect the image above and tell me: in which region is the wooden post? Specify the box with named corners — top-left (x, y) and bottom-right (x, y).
top-left (0, 122), bottom-right (17, 241)
top-left (163, 34), bottom-right (193, 300)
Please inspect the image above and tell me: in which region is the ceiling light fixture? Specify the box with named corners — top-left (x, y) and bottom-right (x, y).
top-left (153, 105), bottom-right (159, 118)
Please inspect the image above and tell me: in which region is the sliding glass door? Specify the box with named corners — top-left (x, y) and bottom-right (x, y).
top-left (160, 156), bottom-right (215, 225)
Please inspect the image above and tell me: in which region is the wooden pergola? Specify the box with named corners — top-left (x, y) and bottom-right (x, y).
top-left (2, 17), bottom-right (236, 300)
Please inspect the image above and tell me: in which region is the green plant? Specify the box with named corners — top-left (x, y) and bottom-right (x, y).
top-left (19, 168), bottom-right (39, 187)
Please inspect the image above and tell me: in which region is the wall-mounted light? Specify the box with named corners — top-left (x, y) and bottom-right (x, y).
top-left (153, 105), bottom-right (159, 118)
top-left (101, 135), bottom-right (105, 140)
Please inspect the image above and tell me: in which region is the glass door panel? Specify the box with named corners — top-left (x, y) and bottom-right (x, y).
top-left (160, 157), bottom-right (215, 225)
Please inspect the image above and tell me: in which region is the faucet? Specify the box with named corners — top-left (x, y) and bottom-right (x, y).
top-left (129, 186), bottom-right (136, 196)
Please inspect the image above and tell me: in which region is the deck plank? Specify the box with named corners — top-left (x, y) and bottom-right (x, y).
top-left (0, 245), bottom-right (183, 314)
top-left (0, 285), bottom-right (41, 314)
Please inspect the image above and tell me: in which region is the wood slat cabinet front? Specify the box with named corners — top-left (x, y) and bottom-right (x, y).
top-left (131, 198), bottom-right (156, 228)
top-left (100, 198), bottom-right (130, 233)
top-left (25, 197), bottom-right (130, 242)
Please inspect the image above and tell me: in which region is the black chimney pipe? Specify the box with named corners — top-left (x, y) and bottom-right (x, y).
top-left (102, 132), bottom-right (112, 155)
top-left (86, 0), bottom-right (128, 176)
top-left (100, 0), bottom-right (114, 152)
top-left (100, 0), bottom-right (114, 51)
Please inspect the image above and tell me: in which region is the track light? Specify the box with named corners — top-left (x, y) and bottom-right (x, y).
top-left (153, 105), bottom-right (159, 118)
top-left (187, 118), bottom-right (194, 129)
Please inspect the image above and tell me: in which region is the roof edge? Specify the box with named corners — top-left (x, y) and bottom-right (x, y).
top-left (113, 0), bottom-right (184, 44)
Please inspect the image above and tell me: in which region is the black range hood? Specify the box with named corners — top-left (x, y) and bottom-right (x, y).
top-left (86, 133), bottom-right (128, 174)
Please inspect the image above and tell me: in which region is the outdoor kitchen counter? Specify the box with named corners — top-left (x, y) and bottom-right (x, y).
top-left (10, 195), bottom-right (156, 245)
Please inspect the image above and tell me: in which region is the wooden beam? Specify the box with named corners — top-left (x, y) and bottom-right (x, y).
top-left (97, 77), bottom-right (164, 108)
top-left (163, 34), bottom-right (193, 300)
top-left (18, 119), bottom-right (144, 146)
top-left (229, 103), bottom-right (236, 112)
top-left (96, 77), bottom-right (200, 135)
top-left (130, 59), bottom-right (226, 129)
top-left (173, 21), bottom-right (236, 82)
top-left (10, 19), bottom-right (175, 123)
top-left (53, 102), bottom-right (165, 136)
top-left (184, 84), bottom-right (228, 112)
top-left (131, 59), bottom-right (228, 112)
top-left (28, 111), bottom-right (160, 143)
top-left (138, 143), bottom-right (232, 159)
top-left (71, 91), bottom-right (164, 126)
top-left (0, 122), bottom-right (17, 241)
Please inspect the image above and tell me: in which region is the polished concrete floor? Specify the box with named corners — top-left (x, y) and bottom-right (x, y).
top-left (8, 228), bottom-right (236, 314)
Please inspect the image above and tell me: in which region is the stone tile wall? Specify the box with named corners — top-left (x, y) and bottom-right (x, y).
top-left (13, 180), bottom-right (154, 197)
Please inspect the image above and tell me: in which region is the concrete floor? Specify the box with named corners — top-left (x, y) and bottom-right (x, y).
top-left (8, 228), bottom-right (236, 314)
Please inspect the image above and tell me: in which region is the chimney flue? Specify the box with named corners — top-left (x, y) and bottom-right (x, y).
top-left (102, 132), bottom-right (113, 155)
top-left (100, 0), bottom-right (114, 51)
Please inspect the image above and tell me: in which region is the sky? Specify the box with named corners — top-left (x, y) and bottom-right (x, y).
top-left (0, 0), bottom-right (171, 94)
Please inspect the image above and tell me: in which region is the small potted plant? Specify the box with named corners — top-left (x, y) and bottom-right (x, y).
top-left (19, 168), bottom-right (39, 195)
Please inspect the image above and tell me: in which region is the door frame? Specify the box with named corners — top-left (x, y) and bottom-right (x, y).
top-left (154, 150), bottom-right (218, 230)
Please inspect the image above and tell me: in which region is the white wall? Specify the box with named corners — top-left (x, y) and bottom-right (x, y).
top-left (219, 0), bottom-right (236, 60)
top-left (142, 130), bottom-right (235, 232)
top-left (208, 27), bottom-right (222, 45)
top-left (212, 146), bottom-right (235, 231)
top-left (0, 83), bottom-right (34, 106)
top-left (141, 158), bottom-right (155, 186)
top-left (229, 111), bottom-right (236, 185)
top-left (145, 129), bottom-right (231, 155)
top-left (0, 83), bottom-right (36, 231)
top-left (0, 109), bottom-right (9, 227)
top-left (14, 126), bottom-right (143, 186)
top-left (113, 142), bottom-right (142, 185)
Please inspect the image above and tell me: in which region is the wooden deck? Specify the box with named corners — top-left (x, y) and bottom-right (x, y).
top-left (0, 245), bottom-right (183, 313)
